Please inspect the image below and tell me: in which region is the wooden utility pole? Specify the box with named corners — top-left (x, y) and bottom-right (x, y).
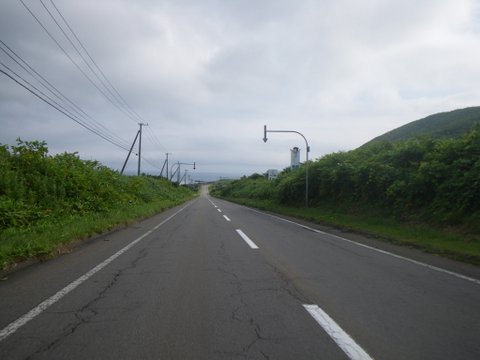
top-left (137, 123), bottom-right (148, 175)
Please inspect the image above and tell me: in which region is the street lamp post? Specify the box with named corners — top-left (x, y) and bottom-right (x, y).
top-left (263, 125), bottom-right (310, 207)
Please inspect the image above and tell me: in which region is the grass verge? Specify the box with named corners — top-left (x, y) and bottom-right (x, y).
top-left (216, 197), bottom-right (480, 266)
top-left (0, 194), bottom-right (196, 272)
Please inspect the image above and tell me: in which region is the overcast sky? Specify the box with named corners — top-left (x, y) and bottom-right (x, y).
top-left (1, 0), bottom-right (480, 180)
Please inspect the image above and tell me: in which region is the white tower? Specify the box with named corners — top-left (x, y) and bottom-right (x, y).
top-left (291, 147), bottom-right (300, 169)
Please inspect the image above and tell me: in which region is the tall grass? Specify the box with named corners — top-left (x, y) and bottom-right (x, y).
top-left (0, 139), bottom-right (196, 270)
top-left (209, 129), bottom-right (480, 264)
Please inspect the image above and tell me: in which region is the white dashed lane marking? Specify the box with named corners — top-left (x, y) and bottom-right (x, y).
top-left (303, 304), bottom-right (374, 360)
top-left (235, 229), bottom-right (259, 249)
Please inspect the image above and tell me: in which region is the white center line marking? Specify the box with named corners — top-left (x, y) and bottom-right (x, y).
top-left (303, 304), bottom-right (374, 360)
top-left (236, 229), bottom-right (259, 249)
top-left (0, 202), bottom-right (192, 343)
top-left (217, 208), bottom-right (222, 213)
top-left (223, 215), bottom-right (231, 222)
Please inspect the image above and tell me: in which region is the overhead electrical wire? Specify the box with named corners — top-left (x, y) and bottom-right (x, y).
top-left (144, 126), bottom-right (167, 152)
top-left (1, 54), bottom-right (161, 170)
top-left (42, 0), bottom-right (170, 164)
top-left (47, 0), bottom-right (144, 124)
top-left (19, 0), bottom-right (139, 125)
top-left (0, 61), bottom-right (131, 152)
top-left (8, 0), bottom-right (170, 173)
top-left (142, 157), bottom-right (163, 171)
top-left (0, 39), bottom-right (131, 150)
top-left (38, 0), bottom-right (137, 124)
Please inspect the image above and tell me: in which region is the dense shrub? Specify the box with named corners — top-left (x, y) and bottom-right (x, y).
top-left (212, 127), bottom-right (480, 229)
top-left (0, 139), bottom-right (192, 231)
top-left (213, 174), bottom-right (275, 201)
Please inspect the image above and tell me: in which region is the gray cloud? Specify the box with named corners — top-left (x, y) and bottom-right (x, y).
top-left (1, 0), bottom-right (480, 181)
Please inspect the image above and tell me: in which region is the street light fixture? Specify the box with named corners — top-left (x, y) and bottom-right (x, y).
top-left (263, 125), bottom-right (310, 207)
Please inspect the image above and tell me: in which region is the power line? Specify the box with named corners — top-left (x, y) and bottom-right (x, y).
top-left (0, 61), bottom-right (131, 152)
top-left (48, 0), bottom-right (144, 124)
top-left (142, 157), bottom-right (163, 171)
top-left (144, 126), bottom-right (167, 152)
top-left (39, 0), bottom-right (136, 123)
top-left (12, 1), bottom-right (171, 172)
top-left (19, 0), bottom-right (137, 125)
top-left (0, 39), bottom-right (131, 149)
top-left (43, 0), bottom-right (171, 159)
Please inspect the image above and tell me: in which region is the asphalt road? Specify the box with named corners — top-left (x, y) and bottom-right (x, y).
top-left (0, 186), bottom-right (479, 359)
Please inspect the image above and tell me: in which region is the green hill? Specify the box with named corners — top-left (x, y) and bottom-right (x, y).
top-left (366, 106), bottom-right (480, 145)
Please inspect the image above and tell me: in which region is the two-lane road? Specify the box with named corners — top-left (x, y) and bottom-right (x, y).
top-left (1, 187), bottom-right (479, 359)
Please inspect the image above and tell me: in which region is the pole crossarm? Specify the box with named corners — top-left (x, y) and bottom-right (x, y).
top-left (263, 125), bottom-right (310, 207)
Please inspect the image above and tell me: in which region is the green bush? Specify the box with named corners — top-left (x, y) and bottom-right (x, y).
top-left (0, 139), bottom-right (193, 231)
top-left (0, 139), bottom-right (196, 269)
top-left (212, 127), bottom-right (480, 231)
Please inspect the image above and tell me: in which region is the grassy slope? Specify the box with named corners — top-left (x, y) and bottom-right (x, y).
top-left (366, 106), bottom-right (480, 144)
top-left (209, 107), bottom-right (480, 266)
top-left (0, 189), bottom-right (197, 271)
top-left (0, 140), bottom-right (198, 271)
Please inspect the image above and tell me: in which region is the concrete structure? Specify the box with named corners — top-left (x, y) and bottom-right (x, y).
top-left (267, 169), bottom-right (279, 180)
top-left (291, 147), bottom-right (300, 169)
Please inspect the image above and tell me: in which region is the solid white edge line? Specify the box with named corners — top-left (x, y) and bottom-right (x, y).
top-left (236, 229), bottom-right (259, 249)
top-left (246, 207), bottom-right (480, 286)
top-left (303, 304), bottom-right (374, 360)
top-left (0, 202), bottom-right (192, 343)
top-left (223, 215), bottom-right (231, 222)
top-left (326, 233), bottom-right (480, 286)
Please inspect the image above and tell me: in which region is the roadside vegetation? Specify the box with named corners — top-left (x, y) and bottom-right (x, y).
top-left (366, 106), bottom-right (480, 144)
top-left (0, 139), bottom-right (196, 271)
top-left (210, 126), bottom-right (480, 265)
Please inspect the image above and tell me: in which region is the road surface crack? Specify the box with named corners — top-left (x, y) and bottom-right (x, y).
top-left (269, 263), bottom-right (311, 304)
top-left (24, 248), bottom-right (149, 359)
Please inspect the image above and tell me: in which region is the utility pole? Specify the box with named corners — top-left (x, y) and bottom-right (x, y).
top-left (170, 162), bottom-right (179, 182)
top-left (137, 123), bottom-right (148, 176)
top-left (180, 169), bottom-right (188, 185)
top-left (170, 161), bottom-right (196, 185)
top-left (159, 153), bottom-right (171, 179)
top-left (165, 153), bottom-right (170, 179)
top-left (121, 129), bottom-right (140, 175)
